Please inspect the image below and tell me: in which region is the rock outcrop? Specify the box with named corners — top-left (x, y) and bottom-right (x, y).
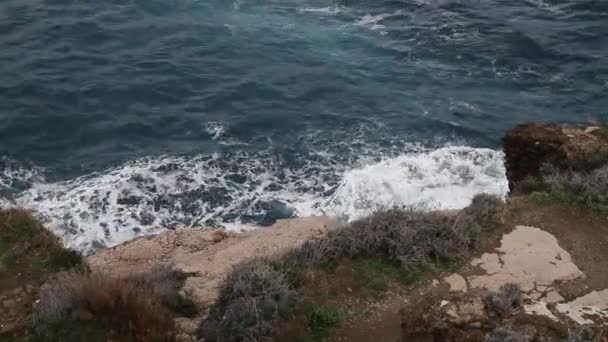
top-left (502, 123), bottom-right (608, 191)
top-left (87, 216), bottom-right (340, 306)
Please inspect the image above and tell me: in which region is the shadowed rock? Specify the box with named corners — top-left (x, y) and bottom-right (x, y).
top-left (502, 123), bottom-right (608, 192)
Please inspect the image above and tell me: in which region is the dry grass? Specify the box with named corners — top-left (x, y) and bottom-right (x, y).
top-left (35, 265), bottom-right (196, 342)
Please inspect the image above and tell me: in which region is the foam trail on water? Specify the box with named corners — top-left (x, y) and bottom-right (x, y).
top-left (4, 146), bottom-right (507, 253)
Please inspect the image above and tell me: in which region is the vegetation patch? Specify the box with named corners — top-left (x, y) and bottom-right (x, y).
top-left (33, 265), bottom-right (196, 342)
top-left (0, 209), bottom-right (81, 275)
top-left (199, 194), bottom-right (505, 341)
top-left (304, 304), bottom-right (344, 341)
top-left (538, 164), bottom-right (608, 213)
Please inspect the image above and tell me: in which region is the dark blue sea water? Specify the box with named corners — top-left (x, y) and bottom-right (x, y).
top-left (1, 0), bottom-right (607, 251)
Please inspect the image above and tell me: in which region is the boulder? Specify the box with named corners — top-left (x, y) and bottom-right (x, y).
top-left (502, 123), bottom-right (608, 191)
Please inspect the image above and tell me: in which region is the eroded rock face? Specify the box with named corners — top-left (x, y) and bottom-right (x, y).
top-left (502, 123), bottom-right (608, 191)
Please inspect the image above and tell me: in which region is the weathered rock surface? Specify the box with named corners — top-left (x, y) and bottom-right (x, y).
top-left (87, 216), bottom-right (340, 305)
top-left (502, 123), bottom-right (608, 191)
top-left (468, 225), bottom-right (584, 292)
top-left (444, 273), bottom-right (468, 292)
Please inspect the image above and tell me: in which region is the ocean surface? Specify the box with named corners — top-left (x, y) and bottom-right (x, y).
top-left (1, 0), bottom-right (607, 252)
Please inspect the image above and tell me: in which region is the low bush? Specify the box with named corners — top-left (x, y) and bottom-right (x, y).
top-left (308, 193), bottom-right (503, 271)
top-left (199, 259), bottom-right (298, 342)
top-left (542, 164), bottom-right (608, 212)
top-left (35, 265), bottom-right (195, 342)
top-left (483, 283), bottom-right (523, 318)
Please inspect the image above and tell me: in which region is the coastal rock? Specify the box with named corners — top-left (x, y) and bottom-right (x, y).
top-left (468, 226), bottom-right (584, 292)
top-left (502, 123), bottom-right (608, 191)
top-left (87, 216), bottom-right (341, 305)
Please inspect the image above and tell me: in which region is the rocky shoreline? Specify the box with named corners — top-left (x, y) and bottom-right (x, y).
top-left (2, 122), bottom-right (608, 341)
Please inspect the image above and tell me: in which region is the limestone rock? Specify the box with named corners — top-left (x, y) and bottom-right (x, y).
top-left (444, 273), bottom-right (467, 292)
top-left (468, 226), bottom-right (584, 292)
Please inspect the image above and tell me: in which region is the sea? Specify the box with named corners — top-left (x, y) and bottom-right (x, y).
top-left (1, 0), bottom-right (606, 253)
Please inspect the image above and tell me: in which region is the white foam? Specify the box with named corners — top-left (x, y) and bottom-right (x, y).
top-left (5, 146), bottom-right (507, 253)
top-left (354, 11), bottom-right (403, 31)
top-left (204, 121), bottom-right (225, 140)
top-left (299, 6), bottom-right (343, 15)
top-left (313, 146), bottom-right (508, 220)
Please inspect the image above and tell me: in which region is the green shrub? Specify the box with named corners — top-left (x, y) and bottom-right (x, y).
top-left (306, 304), bottom-right (343, 341)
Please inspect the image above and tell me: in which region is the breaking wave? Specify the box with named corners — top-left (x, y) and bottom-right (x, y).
top-left (1, 146), bottom-right (507, 253)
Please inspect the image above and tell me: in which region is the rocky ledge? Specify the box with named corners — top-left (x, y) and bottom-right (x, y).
top-left (503, 123), bottom-right (608, 191)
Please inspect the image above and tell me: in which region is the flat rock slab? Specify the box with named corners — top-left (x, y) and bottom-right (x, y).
top-left (87, 216), bottom-right (340, 305)
top-left (469, 225), bottom-right (584, 292)
top-left (556, 289), bottom-right (608, 325)
top-left (444, 273), bottom-right (467, 292)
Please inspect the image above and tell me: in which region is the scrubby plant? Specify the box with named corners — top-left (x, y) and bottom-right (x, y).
top-left (483, 283), bottom-right (523, 318)
top-left (484, 325), bottom-right (530, 342)
top-left (199, 258), bottom-right (298, 342)
top-left (542, 164), bottom-right (608, 212)
top-left (464, 193), bottom-right (505, 229)
top-left (126, 264), bottom-right (198, 317)
top-left (306, 193), bottom-right (503, 271)
top-left (35, 265), bottom-right (195, 342)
